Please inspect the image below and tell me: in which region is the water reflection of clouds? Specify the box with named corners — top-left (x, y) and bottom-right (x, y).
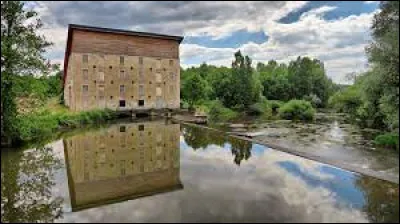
top-left (60, 135), bottom-right (369, 223)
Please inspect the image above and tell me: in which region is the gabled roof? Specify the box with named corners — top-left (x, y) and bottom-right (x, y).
top-left (63, 24), bottom-right (184, 87)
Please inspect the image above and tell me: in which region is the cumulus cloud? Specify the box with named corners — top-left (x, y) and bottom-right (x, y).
top-left (33, 1), bottom-right (377, 84)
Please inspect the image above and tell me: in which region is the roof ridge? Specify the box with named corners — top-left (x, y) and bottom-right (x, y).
top-left (68, 24), bottom-right (184, 42)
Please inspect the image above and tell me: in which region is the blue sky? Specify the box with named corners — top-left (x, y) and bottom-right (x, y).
top-left (34, 1), bottom-right (380, 84)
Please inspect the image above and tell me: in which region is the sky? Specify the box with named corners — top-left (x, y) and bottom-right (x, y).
top-left (30, 1), bottom-right (380, 84)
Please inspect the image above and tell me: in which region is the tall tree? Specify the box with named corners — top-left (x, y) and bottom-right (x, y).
top-left (366, 1), bottom-right (399, 130)
top-left (225, 51), bottom-right (262, 109)
top-left (1, 1), bottom-right (52, 140)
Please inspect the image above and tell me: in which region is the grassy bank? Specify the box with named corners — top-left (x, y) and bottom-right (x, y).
top-left (374, 133), bottom-right (399, 152)
top-left (13, 98), bottom-right (119, 143)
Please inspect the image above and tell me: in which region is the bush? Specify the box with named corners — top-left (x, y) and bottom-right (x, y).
top-left (279, 100), bottom-right (316, 121)
top-left (269, 100), bottom-right (284, 113)
top-left (208, 100), bottom-right (238, 122)
top-left (374, 133), bottom-right (399, 151)
top-left (16, 109), bottom-right (116, 141)
top-left (248, 98), bottom-right (272, 117)
top-left (303, 94), bottom-right (322, 108)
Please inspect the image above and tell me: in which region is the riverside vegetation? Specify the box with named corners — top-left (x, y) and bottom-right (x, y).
top-left (1, 1), bottom-right (398, 152)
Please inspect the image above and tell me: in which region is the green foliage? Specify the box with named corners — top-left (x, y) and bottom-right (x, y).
top-left (328, 85), bottom-right (363, 115)
top-left (329, 1), bottom-right (399, 132)
top-left (208, 100), bottom-right (238, 122)
top-left (373, 133), bottom-right (399, 151)
top-left (257, 58), bottom-right (334, 107)
top-left (15, 109), bottom-right (117, 142)
top-left (181, 72), bottom-right (208, 110)
top-left (227, 51), bottom-right (262, 109)
top-left (248, 98), bottom-right (272, 118)
top-left (279, 100), bottom-right (316, 121)
top-left (269, 100), bottom-right (284, 113)
top-left (1, 1), bottom-right (53, 141)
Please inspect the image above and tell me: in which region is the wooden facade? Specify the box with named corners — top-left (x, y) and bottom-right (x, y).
top-left (63, 24), bottom-right (183, 112)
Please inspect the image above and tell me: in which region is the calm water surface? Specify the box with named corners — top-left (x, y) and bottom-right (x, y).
top-left (1, 119), bottom-right (399, 223)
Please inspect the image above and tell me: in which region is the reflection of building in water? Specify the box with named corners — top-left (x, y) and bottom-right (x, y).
top-left (63, 120), bottom-right (182, 211)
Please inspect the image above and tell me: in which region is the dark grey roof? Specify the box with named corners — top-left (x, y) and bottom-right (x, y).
top-left (68, 24), bottom-right (184, 43)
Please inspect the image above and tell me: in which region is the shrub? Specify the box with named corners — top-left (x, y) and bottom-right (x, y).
top-left (16, 109), bottom-right (116, 142)
top-left (208, 100), bottom-right (238, 122)
top-left (248, 98), bottom-right (272, 117)
top-left (303, 94), bottom-right (322, 108)
top-left (269, 100), bottom-right (284, 113)
top-left (374, 133), bottom-right (399, 151)
top-left (279, 100), bottom-right (316, 121)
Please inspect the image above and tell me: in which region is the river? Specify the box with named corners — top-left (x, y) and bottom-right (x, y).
top-left (209, 112), bottom-right (399, 183)
top-left (1, 118), bottom-right (399, 222)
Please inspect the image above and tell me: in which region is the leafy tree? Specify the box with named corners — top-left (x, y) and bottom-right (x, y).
top-left (221, 51), bottom-right (262, 109)
top-left (1, 1), bottom-right (52, 141)
top-left (181, 72), bottom-right (208, 110)
top-left (366, 1), bottom-right (399, 130)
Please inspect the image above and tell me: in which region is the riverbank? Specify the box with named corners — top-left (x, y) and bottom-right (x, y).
top-left (3, 98), bottom-right (121, 147)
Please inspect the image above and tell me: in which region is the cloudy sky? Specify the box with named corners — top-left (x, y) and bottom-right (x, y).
top-left (30, 1), bottom-right (380, 84)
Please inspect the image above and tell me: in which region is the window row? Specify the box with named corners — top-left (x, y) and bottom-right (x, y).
top-left (81, 69), bottom-right (176, 81)
top-left (82, 55), bottom-right (174, 66)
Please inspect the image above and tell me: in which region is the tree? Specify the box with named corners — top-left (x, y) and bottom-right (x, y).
top-left (1, 1), bottom-right (52, 141)
top-left (222, 51), bottom-right (262, 109)
top-left (181, 72), bottom-right (208, 110)
top-left (366, 1), bottom-right (399, 130)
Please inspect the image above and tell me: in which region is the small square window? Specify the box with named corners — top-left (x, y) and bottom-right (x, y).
top-left (120, 126), bottom-right (126, 132)
top-left (111, 80), bottom-right (114, 84)
top-left (138, 100), bottom-right (144, 107)
top-left (109, 65), bottom-right (113, 69)
top-left (119, 100), bottom-right (126, 107)
top-left (110, 96), bottom-right (113, 99)
top-left (138, 125), bottom-right (144, 131)
top-left (131, 66), bottom-right (134, 70)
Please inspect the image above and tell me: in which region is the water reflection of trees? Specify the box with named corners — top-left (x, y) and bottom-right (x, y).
top-left (182, 125), bottom-right (252, 166)
top-left (356, 177), bottom-right (399, 223)
top-left (1, 147), bottom-right (64, 223)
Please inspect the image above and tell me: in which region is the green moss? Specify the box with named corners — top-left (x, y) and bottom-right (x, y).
top-left (374, 133), bottom-right (399, 151)
top-left (279, 100), bottom-right (316, 121)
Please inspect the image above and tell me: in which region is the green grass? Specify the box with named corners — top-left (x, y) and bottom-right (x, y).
top-left (15, 98), bottom-right (118, 142)
top-left (278, 100), bottom-right (316, 121)
top-left (373, 133), bottom-right (399, 151)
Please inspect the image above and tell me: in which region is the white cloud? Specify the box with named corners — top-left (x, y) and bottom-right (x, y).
top-left (34, 1), bottom-right (378, 84)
